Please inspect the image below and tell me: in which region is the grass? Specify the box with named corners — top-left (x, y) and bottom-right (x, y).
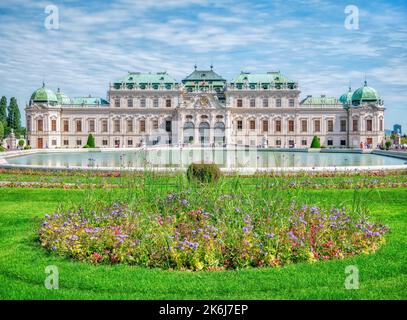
top-left (0, 173), bottom-right (406, 299)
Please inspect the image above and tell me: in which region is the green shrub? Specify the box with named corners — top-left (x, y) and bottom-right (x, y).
top-left (186, 163), bottom-right (221, 184)
top-left (310, 136), bottom-right (321, 148)
top-left (23, 145), bottom-right (31, 150)
top-left (83, 144), bottom-right (90, 149)
top-left (18, 139), bottom-right (24, 147)
top-left (86, 134), bottom-right (96, 148)
top-left (0, 145), bottom-right (5, 152)
top-left (385, 141), bottom-right (392, 150)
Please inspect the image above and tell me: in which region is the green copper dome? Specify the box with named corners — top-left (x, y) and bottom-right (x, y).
top-left (56, 88), bottom-right (71, 104)
top-left (351, 81), bottom-right (379, 104)
top-left (30, 83), bottom-right (58, 103)
top-left (339, 87), bottom-right (353, 105)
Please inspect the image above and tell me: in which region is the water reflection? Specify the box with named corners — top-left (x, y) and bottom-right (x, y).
top-left (6, 149), bottom-right (406, 169)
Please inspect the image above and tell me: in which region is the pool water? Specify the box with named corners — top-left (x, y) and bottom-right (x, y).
top-left (5, 149), bottom-right (406, 169)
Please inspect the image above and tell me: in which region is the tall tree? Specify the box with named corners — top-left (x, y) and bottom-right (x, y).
top-left (7, 97), bottom-right (21, 131)
top-left (0, 121), bottom-right (4, 140)
top-left (0, 96), bottom-right (7, 126)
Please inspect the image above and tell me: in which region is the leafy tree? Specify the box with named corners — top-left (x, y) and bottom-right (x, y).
top-left (310, 136), bottom-right (321, 148)
top-left (0, 96), bottom-right (6, 126)
top-left (0, 121), bottom-right (4, 140)
top-left (385, 141), bottom-right (392, 150)
top-left (7, 97), bottom-right (21, 131)
top-left (86, 133), bottom-right (95, 148)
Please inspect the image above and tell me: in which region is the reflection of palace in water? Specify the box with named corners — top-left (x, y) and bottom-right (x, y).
top-left (26, 66), bottom-right (385, 150)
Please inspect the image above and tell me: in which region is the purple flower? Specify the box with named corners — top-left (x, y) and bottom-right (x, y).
top-left (243, 227), bottom-right (250, 233)
top-left (68, 235), bottom-right (79, 241)
top-left (181, 199), bottom-right (189, 206)
top-left (266, 233), bottom-right (275, 239)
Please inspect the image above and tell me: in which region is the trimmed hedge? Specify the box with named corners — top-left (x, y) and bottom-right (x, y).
top-left (310, 136), bottom-right (321, 148)
top-left (186, 163), bottom-right (221, 183)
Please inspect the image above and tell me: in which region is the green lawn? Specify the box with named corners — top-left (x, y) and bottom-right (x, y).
top-left (0, 184), bottom-right (406, 299)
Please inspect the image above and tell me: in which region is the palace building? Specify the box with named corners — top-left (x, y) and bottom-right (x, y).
top-left (25, 67), bottom-right (385, 149)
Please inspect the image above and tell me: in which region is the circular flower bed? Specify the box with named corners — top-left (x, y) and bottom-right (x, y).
top-left (39, 191), bottom-right (389, 271)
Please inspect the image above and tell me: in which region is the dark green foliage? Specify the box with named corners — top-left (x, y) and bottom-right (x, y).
top-left (0, 96), bottom-right (7, 126)
top-left (7, 97), bottom-right (21, 131)
top-left (0, 121), bottom-right (4, 140)
top-left (385, 141), bottom-right (392, 150)
top-left (86, 134), bottom-right (95, 148)
top-left (310, 136), bottom-right (321, 148)
top-left (186, 162), bottom-right (221, 183)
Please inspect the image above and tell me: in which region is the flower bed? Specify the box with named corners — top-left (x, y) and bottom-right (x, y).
top-left (39, 190), bottom-right (389, 271)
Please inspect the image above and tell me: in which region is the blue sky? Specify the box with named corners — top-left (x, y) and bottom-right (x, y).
top-left (0, 0), bottom-right (406, 130)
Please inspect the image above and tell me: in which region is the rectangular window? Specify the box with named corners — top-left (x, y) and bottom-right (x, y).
top-left (249, 120), bottom-right (256, 130)
top-left (153, 98), bottom-right (159, 108)
top-left (152, 120), bottom-right (159, 130)
top-left (166, 99), bottom-right (172, 108)
top-left (140, 120), bottom-right (146, 133)
top-left (262, 120), bottom-right (268, 132)
top-left (102, 120), bottom-right (108, 133)
top-left (314, 119), bottom-right (321, 133)
top-left (37, 119), bottom-right (43, 132)
top-left (380, 119), bottom-right (383, 131)
top-left (276, 99), bottom-right (282, 107)
top-left (341, 140), bottom-right (347, 146)
top-left (327, 140), bottom-right (333, 146)
top-left (63, 140), bottom-right (69, 146)
top-left (102, 140), bottom-right (108, 146)
top-left (367, 119), bottom-right (373, 132)
top-left (140, 98), bottom-right (146, 108)
top-left (250, 99), bottom-right (256, 108)
top-left (89, 119), bottom-right (95, 132)
top-left (276, 140), bottom-right (281, 146)
top-left (127, 140), bottom-right (133, 146)
top-left (327, 120), bottom-right (334, 132)
top-left (353, 119), bottom-right (358, 132)
top-left (115, 140), bottom-right (120, 147)
top-left (127, 119), bottom-right (133, 133)
top-left (114, 119), bottom-right (120, 133)
top-left (275, 120), bottom-right (281, 132)
top-left (288, 120), bottom-right (294, 132)
top-left (76, 140), bottom-right (82, 146)
top-left (237, 120), bottom-right (243, 131)
top-left (51, 119), bottom-right (57, 132)
top-left (52, 139), bottom-right (57, 146)
top-left (302, 139), bottom-right (307, 146)
top-left (63, 120), bottom-right (69, 132)
top-left (165, 120), bottom-right (172, 132)
top-left (289, 140), bottom-right (295, 147)
top-left (289, 99), bottom-right (295, 107)
top-left (340, 119), bottom-right (347, 132)
top-left (262, 99), bottom-right (269, 108)
top-left (115, 99), bottom-right (120, 108)
top-left (76, 120), bottom-right (82, 132)
top-left (237, 99), bottom-right (243, 108)
top-left (301, 120), bottom-right (307, 132)
top-left (127, 99), bottom-right (133, 108)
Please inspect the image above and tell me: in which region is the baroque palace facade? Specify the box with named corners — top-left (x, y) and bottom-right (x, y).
top-left (26, 67), bottom-right (385, 149)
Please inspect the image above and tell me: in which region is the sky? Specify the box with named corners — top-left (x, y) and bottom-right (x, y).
top-left (0, 0), bottom-right (406, 131)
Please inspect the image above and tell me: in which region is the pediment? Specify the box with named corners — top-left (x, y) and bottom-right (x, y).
top-left (181, 92), bottom-right (225, 110)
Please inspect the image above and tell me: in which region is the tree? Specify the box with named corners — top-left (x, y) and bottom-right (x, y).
top-left (86, 133), bottom-right (95, 148)
top-left (7, 97), bottom-right (21, 131)
top-left (0, 96), bottom-right (6, 126)
top-left (0, 121), bottom-right (4, 141)
top-left (310, 136), bottom-right (321, 148)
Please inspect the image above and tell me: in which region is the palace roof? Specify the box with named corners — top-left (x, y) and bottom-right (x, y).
top-left (114, 72), bottom-right (178, 85)
top-left (71, 96), bottom-right (109, 105)
top-left (231, 71), bottom-right (294, 85)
